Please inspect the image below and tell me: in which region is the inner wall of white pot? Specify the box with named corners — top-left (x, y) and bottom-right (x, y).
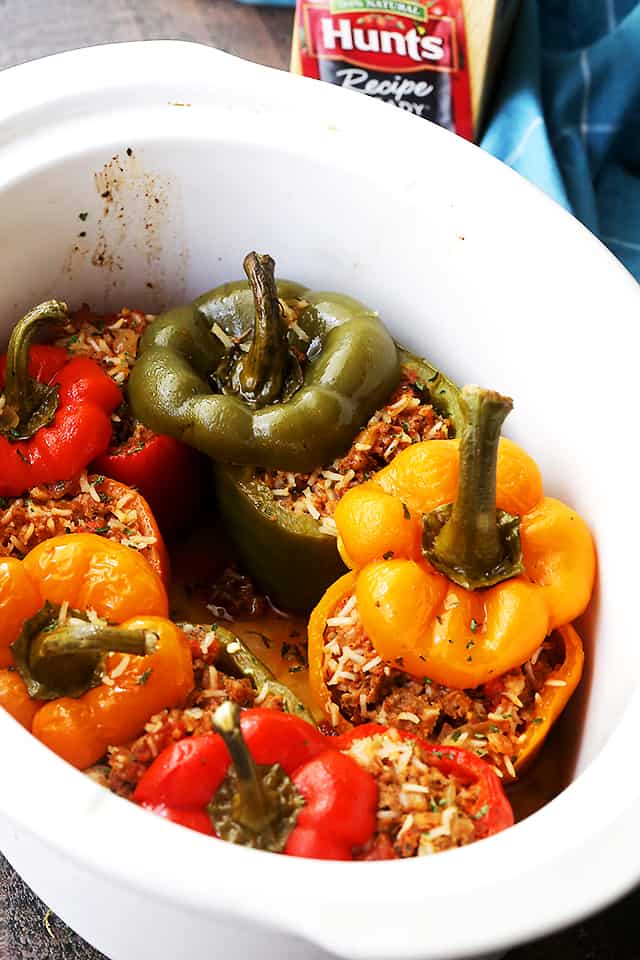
top-left (0, 121), bottom-right (636, 784)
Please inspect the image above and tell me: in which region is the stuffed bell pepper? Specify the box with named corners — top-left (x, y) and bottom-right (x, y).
top-left (0, 473), bottom-right (169, 583)
top-left (308, 386), bottom-right (595, 780)
top-left (0, 533), bottom-right (192, 766)
top-left (134, 703), bottom-right (513, 860)
top-left (0, 301), bottom-right (121, 496)
top-left (0, 303), bottom-right (165, 577)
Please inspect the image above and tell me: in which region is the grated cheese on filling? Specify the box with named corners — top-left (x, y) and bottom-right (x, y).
top-left (343, 729), bottom-right (478, 858)
top-left (323, 593), bottom-right (565, 781)
top-left (255, 377), bottom-right (451, 524)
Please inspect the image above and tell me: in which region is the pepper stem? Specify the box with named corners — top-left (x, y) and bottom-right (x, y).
top-left (422, 385), bottom-right (524, 590)
top-left (11, 601), bottom-right (156, 700)
top-left (32, 623), bottom-right (156, 662)
top-left (1, 300), bottom-right (69, 439)
top-left (212, 701), bottom-right (275, 831)
top-left (208, 701), bottom-right (305, 851)
top-left (234, 252), bottom-right (289, 406)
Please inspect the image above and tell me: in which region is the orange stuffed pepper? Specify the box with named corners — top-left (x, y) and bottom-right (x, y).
top-left (0, 533), bottom-right (193, 768)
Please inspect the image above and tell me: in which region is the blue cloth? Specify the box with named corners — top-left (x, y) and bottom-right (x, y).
top-left (250, 0), bottom-right (640, 275)
top-left (482, 0), bottom-right (640, 281)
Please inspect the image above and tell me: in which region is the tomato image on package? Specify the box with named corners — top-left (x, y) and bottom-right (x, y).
top-left (292, 0), bottom-right (473, 139)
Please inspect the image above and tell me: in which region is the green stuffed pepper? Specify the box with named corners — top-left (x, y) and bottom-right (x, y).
top-left (128, 252), bottom-right (400, 473)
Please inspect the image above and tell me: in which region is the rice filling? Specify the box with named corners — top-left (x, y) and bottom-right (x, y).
top-left (323, 593), bottom-right (564, 780)
top-left (256, 377), bottom-right (451, 522)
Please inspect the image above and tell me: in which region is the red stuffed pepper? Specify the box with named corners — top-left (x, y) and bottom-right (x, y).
top-left (134, 706), bottom-right (513, 860)
top-left (0, 301), bottom-right (121, 497)
top-left (134, 705), bottom-right (377, 859)
top-left (93, 427), bottom-right (209, 540)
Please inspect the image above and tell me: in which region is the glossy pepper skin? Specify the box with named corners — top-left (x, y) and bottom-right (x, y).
top-left (0, 534), bottom-right (193, 767)
top-left (134, 707), bottom-right (378, 859)
top-left (325, 391), bottom-right (595, 689)
top-left (32, 615), bottom-right (193, 769)
top-left (0, 532), bottom-right (168, 671)
top-left (0, 301), bottom-right (122, 497)
top-left (214, 464), bottom-right (346, 614)
top-left (214, 348), bottom-right (464, 613)
top-left (93, 432), bottom-right (210, 541)
top-left (0, 671), bottom-right (41, 731)
top-left (127, 253), bottom-right (400, 473)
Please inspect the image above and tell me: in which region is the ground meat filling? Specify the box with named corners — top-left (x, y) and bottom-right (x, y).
top-left (323, 594), bottom-right (565, 781)
top-left (256, 376), bottom-right (451, 531)
top-left (104, 623), bottom-right (286, 798)
top-left (346, 729), bottom-right (479, 858)
top-left (0, 473), bottom-right (158, 563)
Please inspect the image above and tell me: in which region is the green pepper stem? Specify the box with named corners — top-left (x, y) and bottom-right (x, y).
top-left (236, 252), bottom-right (289, 405)
top-left (32, 623), bottom-right (156, 664)
top-left (11, 601), bottom-right (158, 701)
top-left (422, 385), bottom-right (524, 590)
top-left (438, 386), bottom-right (511, 572)
top-left (212, 701), bottom-right (275, 832)
top-left (2, 300), bottom-right (69, 429)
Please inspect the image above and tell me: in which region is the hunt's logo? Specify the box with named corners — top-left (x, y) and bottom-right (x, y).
top-left (305, 3), bottom-right (458, 74)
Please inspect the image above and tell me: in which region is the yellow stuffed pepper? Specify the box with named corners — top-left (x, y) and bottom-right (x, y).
top-left (309, 387), bottom-right (595, 779)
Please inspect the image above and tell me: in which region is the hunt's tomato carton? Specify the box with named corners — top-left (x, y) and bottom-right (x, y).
top-left (290, 0), bottom-right (520, 141)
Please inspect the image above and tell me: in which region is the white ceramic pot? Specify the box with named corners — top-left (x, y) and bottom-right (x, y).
top-left (0, 40), bottom-right (639, 960)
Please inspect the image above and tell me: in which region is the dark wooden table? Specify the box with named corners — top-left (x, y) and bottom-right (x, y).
top-left (0, 0), bottom-right (293, 72)
top-left (0, 1), bottom-right (638, 958)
